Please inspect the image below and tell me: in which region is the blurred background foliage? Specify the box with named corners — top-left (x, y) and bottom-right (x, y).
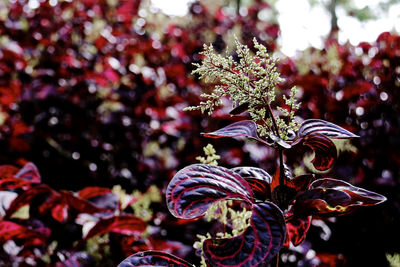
top-left (0, 0), bottom-right (399, 266)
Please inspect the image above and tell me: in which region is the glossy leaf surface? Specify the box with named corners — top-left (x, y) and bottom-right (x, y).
top-left (202, 120), bottom-right (266, 143)
top-left (118, 251), bottom-right (194, 267)
top-left (294, 178), bottom-right (386, 216)
top-left (166, 164), bottom-right (253, 219)
top-left (298, 119), bottom-right (359, 139)
top-left (203, 202), bottom-right (286, 266)
top-left (303, 133), bottom-right (337, 171)
top-left (284, 216), bottom-right (312, 247)
top-left (231, 166), bottom-right (272, 200)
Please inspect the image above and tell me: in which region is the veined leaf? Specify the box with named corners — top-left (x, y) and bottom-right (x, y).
top-left (202, 120), bottom-right (267, 144)
top-left (118, 251), bottom-right (194, 267)
top-left (293, 178), bottom-right (386, 216)
top-left (203, 202), bottom-right (286, 266)
top-left (303, 133), bottom-right (337, 171)
top-left (231, 166), bottom-right (272, 200)
top-left (166, 164), bottom-right (253, 219)
top-left (298, 119), bottom-right (359, 139)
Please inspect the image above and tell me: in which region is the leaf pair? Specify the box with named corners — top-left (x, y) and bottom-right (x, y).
top-left (202, 119), bottom-right (359, 171)
top-left (118, 164), bottom-right (287, 266)
top-left (165, 164), bottom-right (286, 266)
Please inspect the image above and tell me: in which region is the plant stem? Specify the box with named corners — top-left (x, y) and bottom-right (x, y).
top-left (275, 251), bottom-right (280, 267)
top-left (264, 99), bottom-right (280, 137)
top-left (278, 149), bottom-right (285, 186)
top-left (264, 99), bottom-right (286, 186)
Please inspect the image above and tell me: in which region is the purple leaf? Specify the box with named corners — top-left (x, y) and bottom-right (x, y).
top-left (202, 120), bottom-right (266, 144)
top-left (303, 133), bottom-right (337, 171)
top-left (166, 164), bottom-right (254, 219)
top-left (117, 251), bottom-right (194, 267)
top-left (203, 202), bottom-right (286, 266)
top-left (294, 178), bottom-right (386, 217)
top-left (231, 166), bottom-right (272, 200)
top-left (15, 162), bottom-right (41, 183)
top-left (298, 119), bottom-right (359, 139)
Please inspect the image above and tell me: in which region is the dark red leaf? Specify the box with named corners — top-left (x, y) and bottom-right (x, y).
top-left (166, 164), bottom-right (254, 219)
top-left (298, 119), bottom-right (359, 139)
top-left (202, 120), bottom-right (267, 144)
top-left (51, 203), bottom-right (69, 223)
top-left (303, 133), bottom-right (337, 171)
top-left (0, 162), bottom-right (41, 190)
top-left (118, 251), bottom-right (194, 267)
top-left (4, 184), bottom-right (56, 219)
top-left (231, 166), bottom-right (272, 200)
top-left (85, 214), bottom-right (147, 240)
top-left (284, 216), bottom-right (311, 247)
top-left (293, 178), bottom-right (386, 216)
top-left (285, 174), bottom-right (315, 191)
top-left (78, 187), bottom-right (119, 210)
top-left (343, 81), bottom-right (374, 99)
top-left (78, 187), bottom-right (112, 200)
top-left (203, 202), bottom-right (286, 266)
top-left (60, 190), bottom-right (106, 214)
top-left (0, 221), bottom-right (47, 246)
top-left (0, 165), bottom-right (19, 178)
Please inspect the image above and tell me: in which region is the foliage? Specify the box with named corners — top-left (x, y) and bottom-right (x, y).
top-left (120, 39), bottom-right (386, 266)
top-left (0, 0), bottom-right (399, 266)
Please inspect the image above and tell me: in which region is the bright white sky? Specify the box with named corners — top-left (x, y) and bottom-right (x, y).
top-left (151, 0), bottom-right (400, 57)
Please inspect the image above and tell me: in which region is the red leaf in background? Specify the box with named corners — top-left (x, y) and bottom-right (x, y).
top-left (78, 187), bottom-right (119, 210)
top-left (295, 75), bottom-right (329, 93)
top-left (303, 133), bottom-right (337, 171)
top-left (78, 187), bottom-right (112, 200)
top-left (103, 67), bottom-right (119, 83)
top-left (116, 1), bottom-right (139, 23)
top-left (317, 252), bottom-right (347, 266)
top-left (0, 164), bottom-right (36, 190)
top-left (118, 251), bottom-right (194, 267)
top-left (85, 214), bottom-right (147, 240)
top-left (4, 184), bottom-right (56, 219)
top-left (0, 221), bottom-right (48, 246)
top-left (51, 203), bottom-right (69, 223)
top-left (203, 202), bottom-right (286, 266)
top-left (60, 190), bottom-right (105, 214)
top-left (284, 216), bottom-right (312, 247)
top-left (0, 165), bottom-right (19, 178)
top-left (342, 81), bottom-right (374, 99)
